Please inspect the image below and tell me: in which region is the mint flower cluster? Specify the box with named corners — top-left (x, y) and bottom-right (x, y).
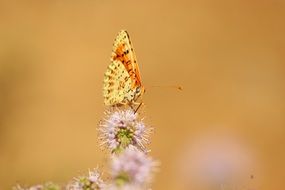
top-left (99, 109), bottom-right (151, 153)
top-left (98, 107), bottom-right (157, 190)
top-left (14, 107), bottom-right (157, 190)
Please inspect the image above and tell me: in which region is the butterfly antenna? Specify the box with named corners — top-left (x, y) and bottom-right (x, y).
top-left (147, 85), bottom-right (183, 91)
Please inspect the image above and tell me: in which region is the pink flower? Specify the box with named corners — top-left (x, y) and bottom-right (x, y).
top-left (67, 169), bottom-right (105, 190)
top-left (109, 146), bottom-right (157, 188)
top-left (99, 109), bottom-right (151, 153)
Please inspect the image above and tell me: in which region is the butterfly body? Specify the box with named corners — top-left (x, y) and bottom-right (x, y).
top-left (103, 30), bottom-right (144, 106)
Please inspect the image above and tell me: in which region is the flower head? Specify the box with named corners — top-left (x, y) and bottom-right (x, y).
top-left (109, 146), bottom-right (157, 188)
top-left (67, 169), bottom-right (105, 190)
top-left (99, 109), bottom-right (151, 153)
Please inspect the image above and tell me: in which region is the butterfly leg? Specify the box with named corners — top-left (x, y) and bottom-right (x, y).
top-left (126, 100), bottom-right (135, 110)
top-left (134, 102), bottom-right (143, 114)
top-left (126, 100), bottom-right (142, 113)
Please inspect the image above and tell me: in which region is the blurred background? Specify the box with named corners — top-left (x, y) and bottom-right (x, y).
top-left (0, 0), bottom-right (285, 189)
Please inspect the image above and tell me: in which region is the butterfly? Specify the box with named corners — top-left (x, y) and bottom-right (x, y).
top-left (103, 30), bottom-right (145, 106)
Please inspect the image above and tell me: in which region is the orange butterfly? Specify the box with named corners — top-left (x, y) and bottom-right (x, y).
top-left (103, 30), bottom-right (145, 106)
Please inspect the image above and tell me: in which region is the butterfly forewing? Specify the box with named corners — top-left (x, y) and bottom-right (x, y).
top-left (103, 30), bottom-right (144, 106)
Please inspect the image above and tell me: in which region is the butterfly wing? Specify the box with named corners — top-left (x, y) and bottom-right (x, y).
top-left (103, 30), bottom-right (144, 106)
top-left (111, 30), bottom-right (143, 88)
top-left (103, 60), bottom-right (133, 105)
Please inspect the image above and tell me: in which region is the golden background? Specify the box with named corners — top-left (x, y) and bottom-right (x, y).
top-left (0, 0), bottom-right (285, 189)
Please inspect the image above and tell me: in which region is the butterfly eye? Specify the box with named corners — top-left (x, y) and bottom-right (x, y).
top-left (136, 87), bottom-right (141, 93)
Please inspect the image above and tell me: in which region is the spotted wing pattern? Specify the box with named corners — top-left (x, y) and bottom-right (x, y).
top-left (103, 30), bottom-right (144, 106)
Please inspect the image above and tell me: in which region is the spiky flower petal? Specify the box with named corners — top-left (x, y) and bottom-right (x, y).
top-left (99, 109), bottom-right (151, 153)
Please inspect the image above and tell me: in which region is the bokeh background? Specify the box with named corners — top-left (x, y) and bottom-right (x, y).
top-left (0, 0), bottom-right (285, 189)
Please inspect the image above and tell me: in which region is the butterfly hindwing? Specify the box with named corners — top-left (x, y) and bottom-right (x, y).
top-left (103, 60), bottom-right (132, 105)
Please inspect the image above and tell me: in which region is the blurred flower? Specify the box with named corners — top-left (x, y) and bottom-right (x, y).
top-left (177, 131), bottom-right (257, 189)
top-left (13, 183), bottom-right (60, 190)
top-left (109, 146), bottom-right (157, 189)
top-left (67, 168), bottom-right (105, 190)
top-left (99, 109), bottom-right (151, 153)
